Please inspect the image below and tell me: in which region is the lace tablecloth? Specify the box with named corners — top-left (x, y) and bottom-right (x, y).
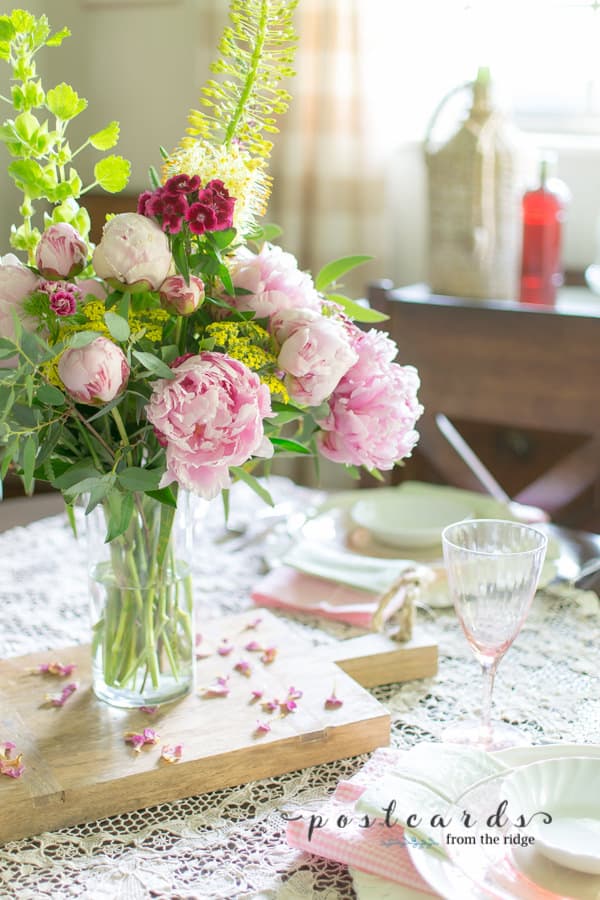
top-left (1, 479), bottom-right (599, 900)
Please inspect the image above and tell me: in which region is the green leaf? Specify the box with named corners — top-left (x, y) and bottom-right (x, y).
top-left (230, 466), bottom-right (274, 507)
top-left (54, 460), bottom-right (99, 490)
top-left (68, 330), bottom-right (102, 349)
top-left (270, 436), bottom-right (311, 454)
top-left (89, 121), bottom-right (120, 150)
top-left (46, 83), bottom-right (87, 121)
top-left (36, 383), bottom-right (66, 406)
top-left (85, 475), bottom-right (116, 514)
top-left (65, 503), bottom-right (77, 539)
top-left (104, 491), bottom-right (134, 543)
top-left (104, 311), bottom-right (130, 342)
top-left (207, 227), bottom-right (237, 250)
top-left (22, 435), bottom-right (37, 495)
top-left (117, 466), bottom-right (163, 492)
top-left (0, 436), bottom-right (19, 480)
top-left (94, 155), bottom-right (131, 193)
top-left (218, 262), bottom-right (234, 297)
top-left (46, 26), bottom-right (71, 47)
top-left (132, 350), bottom-right (174, 379)
top-left (14, 111), bottom-right (40, 142)
top-left (156, 502), bottom-right (176, 570)
top-left (146, 486), bottom-right (177, 508)
top-left (172, 236), bottom-right (190, 283)
top-left (325, 292), bottom-right (389, 323)
top-left (148, 165), bottom-right (161, 189)
top-left (8, 158), bottom-right (47, 197)
top-left (315, 255), bottom-right (372, 292)
top-left (0, 17), bottom-right (16, 41)
top-left (367, 467), bottom-right (385, 483)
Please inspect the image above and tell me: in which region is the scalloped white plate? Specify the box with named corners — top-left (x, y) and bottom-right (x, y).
top-left (503, 757), bottom-right (600, 874)
top-left (351, 743), bottom-right (600, 900)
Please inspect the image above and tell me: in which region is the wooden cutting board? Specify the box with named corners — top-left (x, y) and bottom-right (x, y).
top-left (0, 609), bottom-right (437, 843)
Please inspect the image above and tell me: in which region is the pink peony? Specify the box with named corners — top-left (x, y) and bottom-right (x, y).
top-left (316, 328), bottom-right (423, 470)
top-left (76, 278), bottom-right (107, 301)
top-left (228, 245), bottom-right (321, 319)
top-left (146, 352), bottom-right (274, 500)
top-left (58, 336), bottom-right (130, 404)
top-left (35, 223), bottom-right (88, 280)
top-left (92, 213), bottom-right (173, 291)
top-left (159, 274), bottom-right (205, 316)
top-left (272, 308), bottom-right (358, 406)
top-left (0, 253), bottom-right (39, 368)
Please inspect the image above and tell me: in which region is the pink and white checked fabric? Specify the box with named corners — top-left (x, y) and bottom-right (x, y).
top-left (285, 748), bottom-right (437, 894)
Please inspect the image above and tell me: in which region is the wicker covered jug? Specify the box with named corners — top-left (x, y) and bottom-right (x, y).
top-left (425, 69), bottom-right (521, 300)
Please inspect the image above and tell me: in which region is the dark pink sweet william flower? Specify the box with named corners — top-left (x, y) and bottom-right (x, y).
top-left (185, 201), bottom-right (218, 235)
top-left (198, 180), bottom-right (235, 231)
top-left (137, 190), bottom-right (154, 216)
top-left (148, 190), bottom-right (189, 235)
top-left (164, 174), bottom-right (201, 195)
top-left (49, 290), bottom-right (77, 316)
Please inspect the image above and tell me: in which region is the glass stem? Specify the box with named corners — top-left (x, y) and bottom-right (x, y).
top-left (480, 660), bottom-right (498, 740)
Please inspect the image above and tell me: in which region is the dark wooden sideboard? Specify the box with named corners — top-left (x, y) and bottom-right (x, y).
top-left (368, 282), bottom-right (600, 531)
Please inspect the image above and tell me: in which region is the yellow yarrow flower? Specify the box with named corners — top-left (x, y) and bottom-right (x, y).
top-left (205, 320), bottom-right (288, 401)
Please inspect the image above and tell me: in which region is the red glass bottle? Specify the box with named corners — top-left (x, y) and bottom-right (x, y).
top-left (519, 159), bottom-right (567, 306)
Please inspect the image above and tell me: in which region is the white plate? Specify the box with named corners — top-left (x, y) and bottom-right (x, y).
top-left (351, 493), bottom-right (473, 549)
top-left (503, 757), bottom-right (600, 874)
top-left (352, 744), bottom-right (600, 900)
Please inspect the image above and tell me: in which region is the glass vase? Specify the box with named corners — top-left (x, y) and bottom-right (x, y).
top-left (86, 491), bottom-right (194, 708)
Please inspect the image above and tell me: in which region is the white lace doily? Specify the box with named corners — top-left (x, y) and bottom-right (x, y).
top-left (0, 479), bottom-right (598, 900)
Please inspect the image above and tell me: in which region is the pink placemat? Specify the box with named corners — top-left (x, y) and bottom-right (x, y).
top-left (285, 747), bottom-right (437, 894)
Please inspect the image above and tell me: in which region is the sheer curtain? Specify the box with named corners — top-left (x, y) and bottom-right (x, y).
top-left (268, 0), bottom-right (389, 297)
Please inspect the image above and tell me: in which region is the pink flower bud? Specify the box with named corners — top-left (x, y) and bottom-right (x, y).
top-left (0, 253), bottom-right (39, 368)
top-left (35, 223), bottom-right (87, 280)
top-left (92, 213), bottom-right (173, 292)
top-left (159, 274), bottom-right (205, 316)
top-left (58, 336), bottom-right (130, 404)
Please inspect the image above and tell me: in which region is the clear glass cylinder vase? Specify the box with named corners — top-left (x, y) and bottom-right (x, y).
top-left (86, 491), bottom-right (194, 708)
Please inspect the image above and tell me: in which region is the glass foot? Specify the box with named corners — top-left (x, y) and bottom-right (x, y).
top-left (442, 719), bottom-right (532, 752)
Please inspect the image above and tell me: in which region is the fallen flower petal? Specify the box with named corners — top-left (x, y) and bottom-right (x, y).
top-left (325, 692), bottom-right (344, 709)
top-left (260, 646), bottom-right (277, 665)
top-left (45, 682), bottom-right (78, 707)
top-left (254, 720), bottom-right (271, 735)
top-left (161, 744), bottom-right (183, 763)
top-left (0, 755), bottom-right (25, 779)
top-left (234, 660), bottom-right (252, 677)
top-left (287, 686), bottom-right (303, 701)
top-left (250, 688), bottom-right (264, 702)
top-left (32, 661), bottom-right (77, 677)
top-left (199, 675), bottom-right (231, 698)
top-left (244, 640), bottom-right (262, 652)
top-left (140, 706), bottom-right (158, 714)
top-left (124, 728), bottom-right (160, 752)
top-left (262, 698), bottom-right (279, 713)
top-left (244, 617), bottom-right (262, 630)
top-left (195, 633), bottom-right (203, 646)
top-left (217, 641), bottom-right (234, 656)
top-left (280, 699), bottom-right (297, 714)
top-left (0, 742), bottom-right (24, 779)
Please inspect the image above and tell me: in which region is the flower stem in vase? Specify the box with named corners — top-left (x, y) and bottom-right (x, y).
top-left (88, 491), bottom-right (194, 708)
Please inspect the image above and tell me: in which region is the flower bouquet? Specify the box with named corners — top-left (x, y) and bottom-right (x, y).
top-left (0, 3), bottom-right (422, 707)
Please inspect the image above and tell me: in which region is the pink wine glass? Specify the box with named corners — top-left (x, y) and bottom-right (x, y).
top-left (441, 519), bottom-right (548, 751)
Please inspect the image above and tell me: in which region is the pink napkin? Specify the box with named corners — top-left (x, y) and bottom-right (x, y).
top-left (250, 565), bottom-right (406, 628)
top-left (285, 747), bottom-right (437, 894)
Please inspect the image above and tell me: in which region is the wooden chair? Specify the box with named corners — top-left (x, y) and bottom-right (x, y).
top-left (368, 281), bottom-right (600, 528)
